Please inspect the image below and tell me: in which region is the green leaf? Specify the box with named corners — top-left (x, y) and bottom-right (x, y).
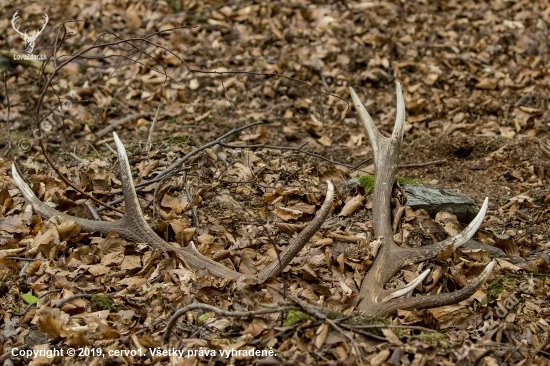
top-left (198, 313), bottom-right (209, 323)
top-left (22, 292), bottom-right (39, 304)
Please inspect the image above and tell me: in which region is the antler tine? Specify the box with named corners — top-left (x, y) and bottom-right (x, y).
top-left (351, 84), bottom-right (495, 317)
top-left (391, 83), bottom-right (405, 143)
top-left (349, 86), bottom-right (383, 154)
top-left (380, 260), bottom-right (496, 316)
top-left (349, 85), bottom-right (405, 239)
top-left (395, 197), bottom-right (489, 269)
top-left (112, 132), bottom-right (146, 220)
top-left (383, 268), bottom-right (431, 302)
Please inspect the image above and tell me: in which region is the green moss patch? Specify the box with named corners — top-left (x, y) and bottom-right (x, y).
top-left (91, 295), bottom-right (116, 311)
top-left (283, 310), bottom-right (313, 326)
top-left (358, 174), bottom-right (419, 195)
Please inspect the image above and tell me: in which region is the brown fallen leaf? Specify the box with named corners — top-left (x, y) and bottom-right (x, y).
top-left (0, 216), bottom-right (25, 233)
top-left (125, 5), bottom-right (142, 30)
top-left (314, 323), bottom-right (330, 349)
top-left (287, 203), bottom-right (317, 215)
top-left (475, 78), bottom-right (496, 90)
top-left (274, 206), bottom-right (303, 221)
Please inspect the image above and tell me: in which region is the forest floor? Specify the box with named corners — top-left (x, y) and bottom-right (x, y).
top-left (1, 0), bottom-right (550, 365)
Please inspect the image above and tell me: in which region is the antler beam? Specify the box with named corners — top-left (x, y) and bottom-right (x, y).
top-left (349, 84), bottom-right (495, 317)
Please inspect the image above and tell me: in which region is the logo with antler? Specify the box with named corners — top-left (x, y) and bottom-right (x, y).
top-left (11, 11), bottom-right (48, 54)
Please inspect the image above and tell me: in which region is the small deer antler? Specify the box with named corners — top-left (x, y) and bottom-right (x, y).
top-left (11, 132), bottom-right (334, 281)
top-left (349, 84), bottom-right (495, 317)
top-left (11, 11), bottom-right (48, 53)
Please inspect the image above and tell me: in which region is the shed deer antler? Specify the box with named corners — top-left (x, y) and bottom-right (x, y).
top-left (11, 11), bottom-right (49, 54)
top-left (11, 133), bottom-right (334, 281)
top-left (349, 83), bottom-right (495, 317)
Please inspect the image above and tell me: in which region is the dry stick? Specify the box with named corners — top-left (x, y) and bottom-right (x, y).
top-left (85, 200), bottom-right (101, 220)
top-left (95, 112), bottom-right (155, 138)
top-left (104, 143), bottom-right (116, 154)
top-left (19, 261), bottom-right (30, 277)
top-left (472, 350), bottom-right (493, 366)
top-left (86, 141), bottom-right (101, 157)
top-left (398, 159), bottom-right (448, 168)
top-left (53, 294), bottom-right (93, 308)
top-left (162, 303), bottom-right (298, 343)
top-left (220, 142), bottom-right (374, 171)
top-left (288, 296), bottom-right (387, 342)
top-left (354, 324), bottom-right (438, 333)
top-left (289, 296), bottom-right (364, 360)
top-left (146, 102), bottom-right (164, 152)
top-left (53, 292), bottom-right (116, 309)
top-left (95, 121), bottom-right (264, 213)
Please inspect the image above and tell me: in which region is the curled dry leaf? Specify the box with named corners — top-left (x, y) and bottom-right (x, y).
top-left (340, 194), bottom-right (364, 216)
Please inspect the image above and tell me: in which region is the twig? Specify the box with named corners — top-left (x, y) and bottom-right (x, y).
top-left (163, 303), bottom-right (298, 343)
top-left (95, 112), bottom-right (155, 137)
top-left (67, 152), bottom-right (83, 164)
top-left (19, 261), bottom-right (30, 277)
top-left (86, 140), bottom-right (101, 157)
top-left (290, 297), bottom-right (364, 360)
top-left (182, 169), bottom-right (199, 227)
top-left (354, 324), bottom-right (439, 333)
top-left (220, 141), bottom-right (373, 170)
top-left (85, 200), bottom-right (101, 220)
top-left (104, 143), bottom-right (116, 154)
top-left (472, 350), bottom-right (492, 366)
top-left (96, 121), bottom-right (264, 212)
top-left (398, 159), bottom-right (447, 168)
top-left (320, 72), bottom-right (330, 92)
top-left (53, 294), bottom-right (93, 308)
top-left (288, 296), bottom-right (387, 342)
top-left (146, 102), bottom-right (164, 152)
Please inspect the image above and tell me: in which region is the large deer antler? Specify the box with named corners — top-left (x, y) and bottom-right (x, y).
top-left (11, 11), bottom-right (48, 53)
top-left (350, 83), bottom-right (495, 317)
top-left (11, 133), bottom-right (334, 281)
